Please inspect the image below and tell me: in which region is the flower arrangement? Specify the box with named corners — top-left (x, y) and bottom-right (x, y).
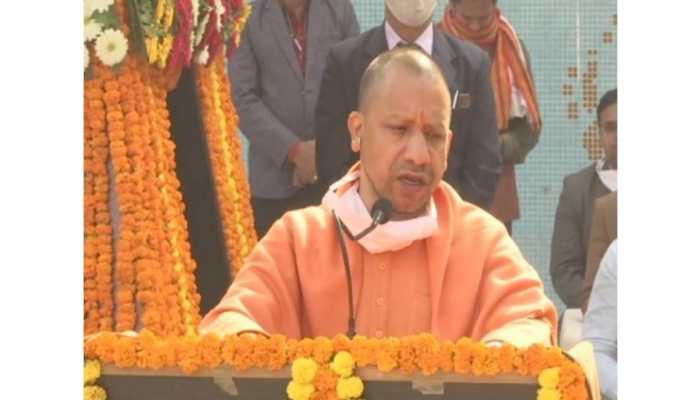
top-left (85, 0), bottom-right (129, 73)
top-left (85, 332), bottom-right (589, 400)
top-left (194, 52), bottom-right (257, 276)
top-left (286, 351), bottom-right (364, 400)
top-left (84, 0), bottom-right (255, 336)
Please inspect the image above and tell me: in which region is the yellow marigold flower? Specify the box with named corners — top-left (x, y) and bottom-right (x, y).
top-left (286, 381), bottom-right (315, 400)
top-left (537, 388), bottom-right (562, 400)
top-left (330, 351), bottom-right (355, 378)
top-left (336, 376), bottom-right (364, 399)
top-left (291, 357), bottom-right (318, 384)
top-left (538, 367), bottom-right (560, 389)
top-left (84, 385), bottom-right (107, 400)
top-left (84, 360), bottom-right (101, 385)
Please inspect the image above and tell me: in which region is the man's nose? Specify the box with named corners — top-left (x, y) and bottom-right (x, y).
top-left (403, 130), bottom-right (431, 166)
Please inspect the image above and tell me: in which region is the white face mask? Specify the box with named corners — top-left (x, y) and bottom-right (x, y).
top-left (386, 0), bottom-right (437, 28)
top-left (596, 159), bottom-right (618, 191)
top-left (322, 170), bottom-right (438, 254)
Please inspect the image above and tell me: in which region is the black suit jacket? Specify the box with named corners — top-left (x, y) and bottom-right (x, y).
top-left (314, 24), bottom-right (501, 208)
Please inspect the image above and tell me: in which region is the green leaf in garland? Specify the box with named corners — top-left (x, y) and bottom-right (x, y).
top-left (127, 0), bottom-right (148, 60)
top-left (92, 10), bottom-right (120, 30)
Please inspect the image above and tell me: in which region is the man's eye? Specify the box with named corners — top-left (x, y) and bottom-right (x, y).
top-left (391, 126), bottom-right (407, 133)
top-left (428, 133), bottom-right (444, 143)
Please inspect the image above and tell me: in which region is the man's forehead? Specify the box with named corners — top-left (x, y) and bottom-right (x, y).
top-left (374, 69), bottom-right (449, 101)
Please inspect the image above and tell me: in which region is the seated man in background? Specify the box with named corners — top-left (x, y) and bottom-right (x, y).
top-left (201, 48), bottom-right (556, 347)
top-left (550, 89), bottom-right (617, 309)
top-left (583, 240), bottom-right (618, 400)
top-left (582, 191), bottom-right (617, 313)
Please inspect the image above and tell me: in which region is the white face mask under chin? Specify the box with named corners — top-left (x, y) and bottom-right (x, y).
top-left (321, 171), bottom-right (438, 254)
top-left (596, 159), bottom-right (617, 191)
top-left (385, 0), bottom-right (437, 28)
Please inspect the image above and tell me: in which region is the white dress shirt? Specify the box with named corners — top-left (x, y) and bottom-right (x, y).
top-left (384, 21), bottom-right (434, 55)
top-left (583, 240), bottom-right (618, 400)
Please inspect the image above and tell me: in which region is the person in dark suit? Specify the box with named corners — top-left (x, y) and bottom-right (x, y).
top-left (439, 0), bottom-right (542, 234)
top-left (230, 0), bottom-right (360, 237)
top-left (315, 0), bottom-right (502, 209)
top-left (550, 89), bottom-right (617, 308)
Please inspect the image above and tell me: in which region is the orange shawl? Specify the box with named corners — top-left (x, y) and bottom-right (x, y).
top-left (441, 7), bottom-right (542, 132)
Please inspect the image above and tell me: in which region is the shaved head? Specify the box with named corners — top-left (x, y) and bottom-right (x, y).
top-left (357, 46), bottom-right (452, 117)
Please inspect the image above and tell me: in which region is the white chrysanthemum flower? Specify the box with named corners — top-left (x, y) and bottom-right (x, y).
top-left (86, 0), bottom-right (114, 14)
top-left (95, 28), bottom-right (128, 66)
top-left (196, 46), bottom-right (210, 65)
top-left (191, 0), bottom-right (200, 24)
top-left (84, 19), bottom-right (103, 42)
top-left (214, 0), bottom-right (225, 31)
top-left (189, 0), bottom-right (200, 56)
top-left (84, 44), bottom-right (90, 70)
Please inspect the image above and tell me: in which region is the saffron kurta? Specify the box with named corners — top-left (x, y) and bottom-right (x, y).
top-left (201, 181), bottom-right (557, 346)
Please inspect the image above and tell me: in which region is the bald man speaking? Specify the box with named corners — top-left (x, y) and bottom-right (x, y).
top-left (201, 48), bottom-right (556, 347)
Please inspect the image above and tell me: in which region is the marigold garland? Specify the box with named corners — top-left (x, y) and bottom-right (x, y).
top-left (84, 0), bottom-right (205, 336)
top-left (85, 332), bottom-right (590, 400)
top-left (85, 70), bottom-right (114, 334)
top-left (194, 52), bottom-right (257, 277)
top-left (144, 68), bottom-right (202, 335)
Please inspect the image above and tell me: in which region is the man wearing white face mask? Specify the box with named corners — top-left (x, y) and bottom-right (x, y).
top-left (550, 89), bottom-right (618, 310)
top-left (315, 0), bottom-right (502, 211)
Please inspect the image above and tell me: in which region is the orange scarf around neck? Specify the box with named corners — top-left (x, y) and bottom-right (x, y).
top-left (440, 7), bottom-right (542, 132)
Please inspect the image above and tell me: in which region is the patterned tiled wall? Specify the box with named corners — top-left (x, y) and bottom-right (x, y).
top-left (239, 0), bottom-right (617, 311)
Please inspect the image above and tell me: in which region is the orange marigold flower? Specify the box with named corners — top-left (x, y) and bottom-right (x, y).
top-left (113, 336), bottom-right (137, 368)
top-left (397, 336), bottom-right (418, 375)
top-left (376, 337), bottom-right (400, 373)
top-left (349, 336), bottom-right (376, 368)
top-left (496, 343), bottom-right (516, 374)
top-left (470, 342), bottom-right (499, 377)
top-left (176, 335), bottom-right (203, 374)
top-left (454, 337), bottom-right (475, 375)
top-left (313, 367), bottom-right (339, 393)
top-left (200, 333), bottom-right (223, 369)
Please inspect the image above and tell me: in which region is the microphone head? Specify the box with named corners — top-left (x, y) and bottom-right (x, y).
top-left (371, 198), bottom-right (393, 225)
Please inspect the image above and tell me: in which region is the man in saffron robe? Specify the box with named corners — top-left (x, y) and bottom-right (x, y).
top-left (201, 47), bottom-right (557, 347)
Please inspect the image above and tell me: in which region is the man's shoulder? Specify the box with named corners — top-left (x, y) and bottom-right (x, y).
top-left (562, 162), bottom-right (597, 189)
top-left (436, 182), bottom-right (508, 237)
top-left (329, 25), bottom-right (383, 59)
top-left (437, 29), bottom-right (490, 68)
top-left (275, 205), bottom-right (335, 238)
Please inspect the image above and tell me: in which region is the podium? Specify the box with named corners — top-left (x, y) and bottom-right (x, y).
top-left (100, 365), bottom-right (539, 399)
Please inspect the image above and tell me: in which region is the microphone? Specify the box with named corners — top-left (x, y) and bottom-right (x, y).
top-left (353, 198), bottom-right (393, 240)
top-left (332, 198), bottom-right (392, 337)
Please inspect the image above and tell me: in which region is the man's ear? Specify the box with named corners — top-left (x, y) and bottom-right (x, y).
top-left (347, 111), bottom-right (364, 153)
